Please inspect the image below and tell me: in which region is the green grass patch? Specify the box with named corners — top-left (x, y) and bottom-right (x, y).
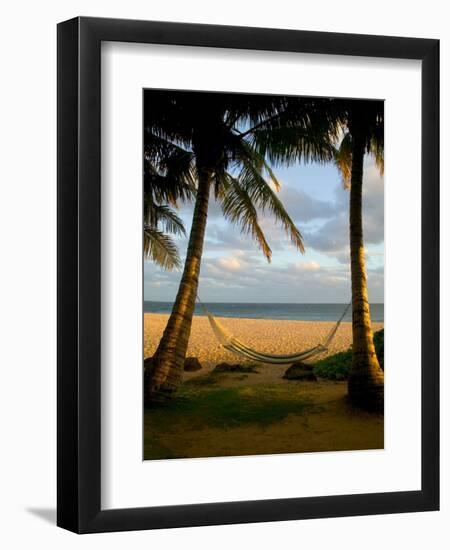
top-left (145, 384), bottom-right (312, 433)
top-left (144, 384), bottom-right (314, 459)
top-left (313, 329), bottom-right (384, 380)
top-left (313, 350), bottom-right (353, 380)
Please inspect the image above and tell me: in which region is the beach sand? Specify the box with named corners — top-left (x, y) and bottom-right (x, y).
top-left (143, 313), bottom-right (384, 459)
top-left (144, 313), bottom-right (384, 378)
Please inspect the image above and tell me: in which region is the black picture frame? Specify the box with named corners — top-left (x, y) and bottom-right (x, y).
top-left (57, 16), bottom-right (439, 533)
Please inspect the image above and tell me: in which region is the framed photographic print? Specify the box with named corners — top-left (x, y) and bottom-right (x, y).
top-left (57, 17), bottom-right (439, 533)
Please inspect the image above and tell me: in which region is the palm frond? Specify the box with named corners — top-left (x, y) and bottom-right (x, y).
top-left (145, 203), bottom-right (186, 237)
top-left (143, 191), bottom-right (186, 271)
top-left (220, 175), bottom-right (272, 261)
top-left (235, 139), bottom-right (281, 190)
top-left (369, 134), bottom-right (384, 177)
top-left (241, 97), bottom-right (341, 167)
top-left (251, 125), bottom-right (336, 167)
top-left (211, 168), bottom-right (230, 201)
top-left (144, 133), bottom-right (196, 204)
top-left (233, 142), bottom-right (305, 255)
top-left (334, 132), bottom-right (353, 188)
top-left (143, 227), bottom-right (182, 271)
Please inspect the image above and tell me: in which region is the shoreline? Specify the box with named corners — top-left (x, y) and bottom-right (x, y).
top-left (144, 313), bottom-right (384, 374)
top-left (143, 304), bottom-right (384, 324)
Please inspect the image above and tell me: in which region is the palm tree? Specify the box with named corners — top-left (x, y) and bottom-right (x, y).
top-left (251, 96), bottom-right (384, 412)
top-left (144, 91), bottom-right (336, 401)
top-left (334, 99), bottom-right (384, 412)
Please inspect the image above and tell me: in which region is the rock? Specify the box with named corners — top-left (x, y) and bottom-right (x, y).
top-left (283, 363), bottom-right (317, 381)
top-left (184, 357), bottom-right (202, 372)
top-left (213, 362), bottom-right (258, 374)
top-left (289, 361), bottom-right (314, 371)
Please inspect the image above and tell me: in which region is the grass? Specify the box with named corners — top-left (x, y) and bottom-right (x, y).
top-left (144, 382), bottom-right (313, 459)
top-left (146, 384), bottom-right (312, 429)
top-left (313, 329), bottom-right (384, 380)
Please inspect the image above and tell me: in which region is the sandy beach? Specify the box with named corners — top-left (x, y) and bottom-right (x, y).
top-left (144, 313), bottom-right (383, 375)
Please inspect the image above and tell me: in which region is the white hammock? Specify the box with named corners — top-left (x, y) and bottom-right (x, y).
top-left (197, 299), bottom-right (351, 365)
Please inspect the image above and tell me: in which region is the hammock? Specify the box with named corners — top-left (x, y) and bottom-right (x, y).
top-left (197, 299), bottom-right (351, 365)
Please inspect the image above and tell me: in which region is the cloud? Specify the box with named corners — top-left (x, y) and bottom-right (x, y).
top-left (203, 224), bottom-right (260, 252)
top-left (144, 250), bottom-right (384, 304)
top-left (194, 162), bottom-right (384, 264)
top-left (202, 251), bottom-right (261, 283)
top-left (217, 256), bottom-right (243, 272)
top-left (295, 261), bottom-right (321, 272)
top-left (302, 158), bottom-right (384, 259)
top-left (144, 158), bottom-right (384, 303)
top-left (174, 180), bottom-right (342, 257)
top-left (207, 181), bottom-right (334, 224)
top-left (277, 186), bottom-right (335, 223)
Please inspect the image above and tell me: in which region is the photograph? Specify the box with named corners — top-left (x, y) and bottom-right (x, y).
top-left (142, 90), bottom-right (385, 460)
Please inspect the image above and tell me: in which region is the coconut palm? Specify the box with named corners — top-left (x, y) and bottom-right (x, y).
top-left (144, 91), bottom-right (337, 400)
top-left (334, 99), bottom-right (384, 412)
top-left (251, 96), bottom-right (384, 412)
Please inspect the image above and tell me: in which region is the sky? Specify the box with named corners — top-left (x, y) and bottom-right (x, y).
top-left (144, 157), bottom-right (384, 304)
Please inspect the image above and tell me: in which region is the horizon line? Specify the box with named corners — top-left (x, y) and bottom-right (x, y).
top-left (144, 300), bottom-right (384, 305)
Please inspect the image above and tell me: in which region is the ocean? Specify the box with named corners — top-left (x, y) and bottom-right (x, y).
top-left (144, 302), bottom-right (384, 323)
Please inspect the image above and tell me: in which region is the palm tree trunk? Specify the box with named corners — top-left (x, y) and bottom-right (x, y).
top-left (347, 127), bottom-right (384, 412)
top-left (146, 165), bottom-right (211, 401)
